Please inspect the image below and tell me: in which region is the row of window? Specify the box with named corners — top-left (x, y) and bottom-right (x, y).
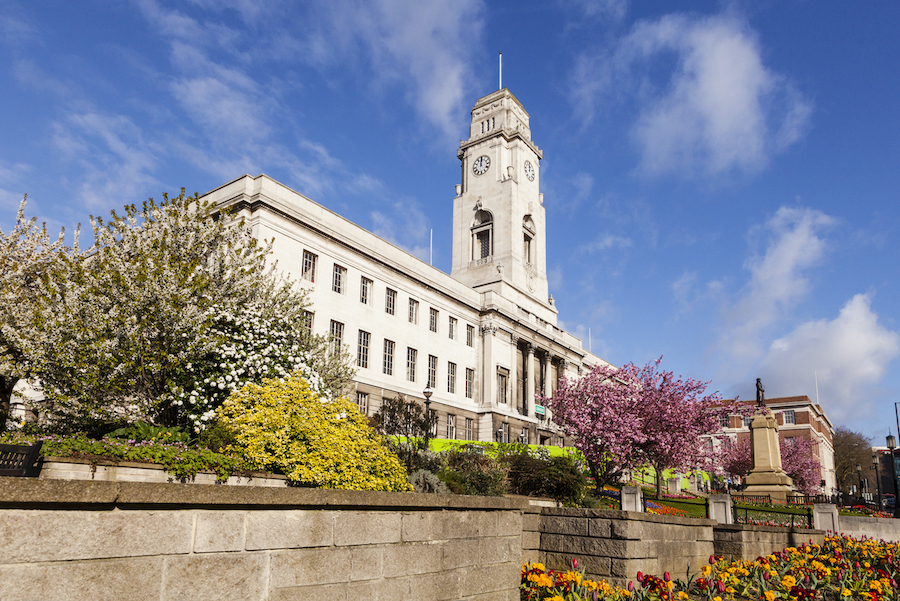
top-left (720, 410), bottom-right (796, 428)
top-left (302, 250), bottom-right (476, 344)
top-left (326, 318), bottom-right (475, 399)
top-left (355, 392), bottom-right (476, 440)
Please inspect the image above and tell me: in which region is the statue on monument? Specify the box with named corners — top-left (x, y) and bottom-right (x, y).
top-left (743, 378), bottom-right (793, 502)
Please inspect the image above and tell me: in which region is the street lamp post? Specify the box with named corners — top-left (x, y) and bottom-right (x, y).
top-left (423, 386), bottom-right (433, 452)
top-left (887, 434), bottom-right (900, 518)
top-left (857, 464), bottom-right (863, 500)
top-left (873, 453), bottom-right (884, 511)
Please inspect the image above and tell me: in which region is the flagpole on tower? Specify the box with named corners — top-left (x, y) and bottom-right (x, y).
top-left (499, 51), bottom-right (502, 90)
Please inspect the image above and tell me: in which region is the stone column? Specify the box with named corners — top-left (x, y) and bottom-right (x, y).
top-left (480, 323), bottom-right (498, 408)
top-left (524, 343), bottom-right (535, 417)
top-left (509, 334), bottom-right (519, 412)
top-left (541, 352), bottom-right (550, 396)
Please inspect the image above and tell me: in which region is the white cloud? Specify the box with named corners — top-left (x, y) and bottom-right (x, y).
top-left (757, 294), bottom-right (900, 424)
top-left (52, 113), bottom-right (161, 209)
top-left (573, 13), bottom-right (811, 177)
top-left (563, 0), bottom-right (628, 21)
top-left (302, 0), bottom-right (485, 139)
top-left (718, 206), bottom-right (835, 364)
top-left (580, 232), bottom-right (633, 253)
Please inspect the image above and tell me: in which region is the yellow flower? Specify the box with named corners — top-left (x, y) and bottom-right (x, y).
top-left (764, 591), bottom-right (777, 601)
top-left (781, 575), bottom-right (797, 589)
top-left (841, 589), bottom-right (851, 597)
top-left (678, 592), bottom-right (689, 600)
top-left (701, 565), bottom-right (712, 577)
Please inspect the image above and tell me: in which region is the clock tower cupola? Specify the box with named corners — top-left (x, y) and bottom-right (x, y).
top-left (450, 88), bottom-right (553, 315)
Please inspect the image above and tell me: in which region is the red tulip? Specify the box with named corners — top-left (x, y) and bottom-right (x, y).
top-left (709, 555), bottom-right (716, 565)
top-left (716, 580), bottom-right (726, 593)
top-left (664, 572), bottom-right (671, 582)
top-left (572, 559), bottom-right (578, 570)
top-left (637, 571), bottom-right (644, 583)
top-left (628, 581), bottom-right (634, 592)
top-left (763, 572), bottom-right (770, 581)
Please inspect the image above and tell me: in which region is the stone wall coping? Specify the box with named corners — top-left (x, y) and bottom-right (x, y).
top-left (0, 478), bottom-right (528, 511)
top-left (539, 506), bottom-right (717, 527)
top-left (42, 456), bottom-right (287, 480)
top-left (714, 523), bottom-right (825, 536)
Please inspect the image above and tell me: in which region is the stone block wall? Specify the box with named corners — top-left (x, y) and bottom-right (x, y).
top-left (713, 525), bottom-right (825, 561)
top-left (837, 515), bottom-right (900, 543)
top-left (524, 507), bottom-right (717, 586)
top-left (0, 479), bottom-right (525, 601)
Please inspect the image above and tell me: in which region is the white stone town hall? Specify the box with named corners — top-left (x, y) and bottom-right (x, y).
top-left (200, 87), bottom-right (609, 445)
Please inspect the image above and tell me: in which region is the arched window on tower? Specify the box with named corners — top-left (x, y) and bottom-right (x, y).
top-left (472, 210), bottom-right (493, 261)
top-left (523, 215), bottom-right (536, 265)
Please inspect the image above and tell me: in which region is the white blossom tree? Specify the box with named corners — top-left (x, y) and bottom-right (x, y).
top-left (0, 197), bottom-right (77, 418)
top-left (9, 190), bottom-right (354, 429)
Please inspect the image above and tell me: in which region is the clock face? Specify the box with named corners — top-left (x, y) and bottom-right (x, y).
top-left (472, 155), bottom-right (490, 175)
top-left (524, 160), bottom-right (535, 181)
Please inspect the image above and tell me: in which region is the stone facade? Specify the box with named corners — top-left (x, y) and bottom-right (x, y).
top-left (200, 87), bottom-right (609, 445)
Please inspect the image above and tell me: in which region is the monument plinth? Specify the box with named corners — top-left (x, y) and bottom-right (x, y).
top-left (742, 414), bottom-right (793, 503)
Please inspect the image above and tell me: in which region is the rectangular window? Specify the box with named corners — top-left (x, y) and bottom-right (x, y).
top-left (383, 340), bottom-right (394, 375)
top-left (428, 409), bottom-right (437, 436)
top-left (497, 369), bottom-right (508, 404)
top-left (301, 310), bottom-right (314, 333)
top-left (465, 368), bottom-right (474, 399)
top-left (524, 233), bottom-right (532, 264)
top-left (301, 250), bottom-right (317, 282)
top-left (446, 414), bottom-right (456, 439)
top-left (501, 422), bottom-right (510, 443)
top-left (447, 362), bottom-right (457, 394)
top-left (743, 417), bottom-right (753, 428)
top-left (464, 418), bottom-right (473, 440)
top-left (360, 277), bottom-right (372, 305)
top-left (466, 324), bottom-right (475, 347)
top-left (385, 288), bottom-right (396, 315)
top-left (429, 307), bottom-right (438, 333)
top-left (356, 392), bottom-right (368, 415)
top-left (332, 264), bottom-right (346, 293)
top-left (408, 299), bottom-right (419, 324)
top-left (520, 427), bottom-right (529, 444)
top-left (476, 230), bottom-right (491, 259)
top-left (427, 354), bottom-right (437, 388)
top-left (448, 316), bottom-right (457, 340)
top-left (783, 410), bottom-right (796, 425)
top-left (329, 320), bottom-right (344, 353)
top-left (719, 414), bottom-right (729, 428)
top-left (357, 330), bottom-right (370, 369)
top-left (406, 348), bottom-right (417, 382)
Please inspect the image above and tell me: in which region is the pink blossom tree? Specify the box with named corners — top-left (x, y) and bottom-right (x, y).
top-left (626, 359), bottom-right (737, 498)
top-left (546, 362), bottom-right (648, 487)
top-left (547, 357), bottom-right (746, 495)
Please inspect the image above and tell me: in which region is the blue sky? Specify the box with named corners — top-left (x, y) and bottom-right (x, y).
top-left (2, 1), bottom-right (899, 441)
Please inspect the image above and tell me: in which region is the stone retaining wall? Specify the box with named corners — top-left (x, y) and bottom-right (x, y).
top-left (524, 507), bottom-right (717, 586)
top-left (0, 479), bottom-right (524, 601)
top-left (837, 515), bottom-right (900, 543)
top-left (713, 525), bottom-right (825, 561)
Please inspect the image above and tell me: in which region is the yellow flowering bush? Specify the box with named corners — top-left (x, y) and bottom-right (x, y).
top-left (217, 373), bottom-right (411, 491)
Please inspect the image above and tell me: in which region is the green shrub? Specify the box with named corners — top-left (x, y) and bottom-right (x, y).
top-left (438, 448), bottom-right (506, 496)
top-left (0, 432), bottom-right (246, 482)
top-left (409, 469), bottom-right (449, 494)
top-left (108, 422), bottom-right (192, 444)
top-left (506, 452), bottom-right (588, 507)
top-left (217, 373), bottom-right (411, 492)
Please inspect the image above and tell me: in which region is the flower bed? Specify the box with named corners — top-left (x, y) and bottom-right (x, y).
top-left (522, 534), bottom-right (900, 600)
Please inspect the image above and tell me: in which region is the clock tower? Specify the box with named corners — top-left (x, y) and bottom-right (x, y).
top-left (451, 88), bottom-right (555, 317)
